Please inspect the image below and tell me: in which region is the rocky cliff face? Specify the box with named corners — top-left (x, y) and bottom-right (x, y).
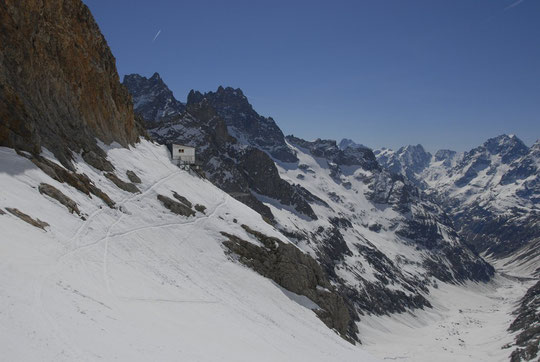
top-left (0, 0), bottom-right (138, 169)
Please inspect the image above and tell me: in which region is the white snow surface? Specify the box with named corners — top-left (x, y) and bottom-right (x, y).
top-left (359, 274), bottom-right (534, 362)
top-left (0, 141), bottom-right (376, 362)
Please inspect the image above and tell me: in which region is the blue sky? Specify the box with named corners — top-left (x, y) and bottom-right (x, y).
top-left (85, 0), bottom-right (539, 152)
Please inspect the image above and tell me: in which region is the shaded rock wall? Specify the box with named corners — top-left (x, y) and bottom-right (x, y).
top-left (0, 0), bottom-right (138, 168)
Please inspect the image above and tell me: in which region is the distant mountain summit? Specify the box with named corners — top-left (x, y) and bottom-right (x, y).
top-left (187, 86), bottom-right (297, 163)
top-left (123, 73), bottom-right (185, 124)
top-left (338, 138), bottom-right (367, 150)
top-left (374, 144), bottom-right (433, 188)
top-left (123, 74), bottom-right (297, 163)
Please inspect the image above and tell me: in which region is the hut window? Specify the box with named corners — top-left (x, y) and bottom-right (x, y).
top-left (179, 149), bottom-right (184, 153)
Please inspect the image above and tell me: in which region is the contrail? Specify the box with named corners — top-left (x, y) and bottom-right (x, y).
top-left (152, 29), bottom-right (162, 42)
top-left (504, 0), bottom-right (524, 11)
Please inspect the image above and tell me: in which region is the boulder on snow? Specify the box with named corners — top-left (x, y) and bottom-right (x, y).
top-left (172, 191), bottom-right (192, 208)
top-left (194, 204), bottom-right (206, 214)
top-left (157, 195), bottom-right (195, 217)
top-left (6, 207), bottom-right (49, 230)
top-left (82, 150), bottom-right (114, 172)
top-left (38, 183), bottom-right (80, 215)
top-left (105, 172), bottom-right (140, 193)
top-left (126, 170), bottom-right (142, 184)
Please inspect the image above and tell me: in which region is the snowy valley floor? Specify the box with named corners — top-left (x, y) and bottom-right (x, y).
top-left (359, 267), bottom-right (535, 362)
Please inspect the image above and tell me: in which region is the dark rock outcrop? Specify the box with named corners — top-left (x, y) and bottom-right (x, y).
top-left (172, 192), bottom-right (192, 208)
top-left (0, 0), bottom-right (138, 169)
top-left (287, 136), bottom-right (379, 172)
top-left (126, 170), bottom-right (142, 184)
top-left (104, 172), bottom-right (140, 194)
top-left (157, 194), bottom-right (195, 217)
top-left (194, 204), bottom-right (206, 214)
top-left (222, 225), bottom-right (359, 343)
top-left (509, 280), bottom-right (540, 362)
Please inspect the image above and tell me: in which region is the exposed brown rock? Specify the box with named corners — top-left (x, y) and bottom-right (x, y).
top-left (6, 208), bottom-right (49, 230)
top-left (104, 173), bottom-right (140, 193)
top-left (0, 0), bottom-right (138, 169)
top-left (157, 195), bottom-right (195, 217)
top-left (38, 183), bottom-right (80, 215)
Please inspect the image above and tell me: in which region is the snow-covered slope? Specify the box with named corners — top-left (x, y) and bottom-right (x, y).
top-left (0, 141), bottom-right (377, 362)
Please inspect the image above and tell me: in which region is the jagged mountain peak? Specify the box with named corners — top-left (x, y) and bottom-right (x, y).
top-left (338, 138), bottom-right (368, 150)
top-left (481, 133), bottom-right (528, 158)
top-left (126, 75), bottom-right (297, 162)
top-left (123, 72), bottom-right (185, 123)
top-left (187, 86), bottom-right (252, 112)
top-left (394, 144), bottom-right (431, 159)
top-left (185, 86), bottom-right (297, 163)
top-left (216, 85), bottom-right (246, 97)
top-left (434, 149), bottom-right (457, 161)
top-left (374, 143), bottom-right (432, 187)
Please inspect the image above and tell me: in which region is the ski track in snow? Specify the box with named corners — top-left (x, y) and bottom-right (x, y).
top-left (1, 140), bottom-right (535, 361)
top-left (3, 142), bottom-right (375, 362)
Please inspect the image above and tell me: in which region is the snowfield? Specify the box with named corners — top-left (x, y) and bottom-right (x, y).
top-left (0, 140), bottom-right (534, 362)
top-left (0, 141), bottom-right (376, 362)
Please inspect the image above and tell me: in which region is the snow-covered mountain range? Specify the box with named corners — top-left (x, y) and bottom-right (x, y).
top-left (0, 1), bottom-right (537, 360)
top-left (374, 135), bottom-right (539, 265)
top-left (123, 72), bottom-right (539, 360)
